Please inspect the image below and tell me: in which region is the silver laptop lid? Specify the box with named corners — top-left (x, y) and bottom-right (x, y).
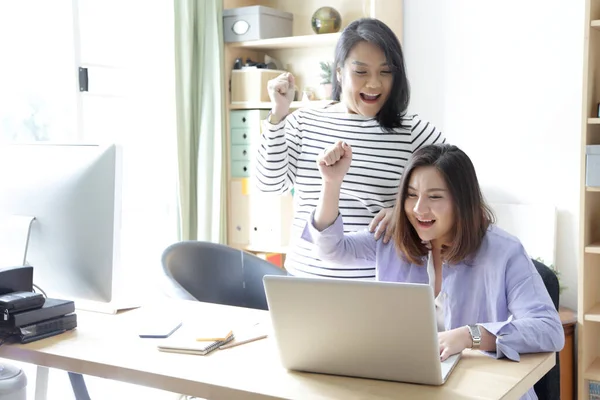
top-left (263, 275), bottom-right (454, 385)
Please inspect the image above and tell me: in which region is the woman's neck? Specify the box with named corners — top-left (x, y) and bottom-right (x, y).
top-left (335, 94), bottom-right (356, 114)
top-left (432, 233), bottom-right (453, 252)
top-left (430, 240), bottom-right (446, 266)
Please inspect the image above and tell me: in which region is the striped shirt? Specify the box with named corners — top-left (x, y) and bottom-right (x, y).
top-left (255, 104), bottom-right (445, 278)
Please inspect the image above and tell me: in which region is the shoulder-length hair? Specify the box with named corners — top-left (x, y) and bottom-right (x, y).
top-left (331, 18), bottom-right (409, 132)
top-left (392, 144), bottom-right (495, 265)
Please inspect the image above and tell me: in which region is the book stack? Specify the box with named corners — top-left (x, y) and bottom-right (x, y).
top-left (0, 298), bottom-right (77, 343)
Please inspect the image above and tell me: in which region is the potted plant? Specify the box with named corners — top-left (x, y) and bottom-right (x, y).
top-left (535, 257), bottom-right (567, 294)
top-left (319, 61), bottom-right (333, 100)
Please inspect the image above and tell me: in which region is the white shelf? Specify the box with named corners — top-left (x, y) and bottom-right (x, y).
top-left (585, 303), bottom-right (600, 322)
top-left (585, 243), bottom-right (600, 254)
top-left (229, 100), bottom-right (334, 110)
top-left (591, 20), bottom-right (600, 30)
top-left (588, 118), bottom-right (600, 124)
top-left (587, 186), bottom-right (600, 192)
top-left (227, 33), bottom-right (341, 50)
top-left (229, 102), bottom-right (271, 110)
top-left (585, 357), bottom-right (600, 381)
top-left (233, 244), bottom-right (289, 254)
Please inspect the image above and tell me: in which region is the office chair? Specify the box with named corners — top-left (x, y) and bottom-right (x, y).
top-left (531, 258), bottom-right (561, 400)
top-left (161, 241), bottom-right (287, 310)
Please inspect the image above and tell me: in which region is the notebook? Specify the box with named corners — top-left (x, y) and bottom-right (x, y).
top-left (158, 333), bottom-right (235, 356)
top-left (219, 322), bottom-right (268, 349)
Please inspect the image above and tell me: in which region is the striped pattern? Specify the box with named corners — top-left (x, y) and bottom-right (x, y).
top-left (255, 105), bottom-right (445, 278)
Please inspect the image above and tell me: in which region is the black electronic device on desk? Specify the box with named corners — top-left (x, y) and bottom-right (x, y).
top-left (0, 292), bottom-right (77, 344)
top-left (0, 266), bottom-right (33, 295)
top-left (0, 291), bottom-right (45, 321)
top-left (15, 313), bottom-right (77, 344)
top-left (0, 297), bottom-right (75, 328)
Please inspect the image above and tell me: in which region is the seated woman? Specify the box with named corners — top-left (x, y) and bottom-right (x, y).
top-left (302, 141), bottom-right (563, 399)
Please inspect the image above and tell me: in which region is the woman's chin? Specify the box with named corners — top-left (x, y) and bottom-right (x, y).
top-left (416, 231), bottom-right (437, 243)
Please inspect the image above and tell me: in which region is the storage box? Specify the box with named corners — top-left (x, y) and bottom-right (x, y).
top-left (228, 179), bottom-right (293, 248)
top-left (231, 69), bottom-right (286, 103)
top-left (223, 6), bottom-right (293, 43)
top-left (586, 145), bottom-right (600, 187)
top-left (590, 380), bottom-right (600, 399)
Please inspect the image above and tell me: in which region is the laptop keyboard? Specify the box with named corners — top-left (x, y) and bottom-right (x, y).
top-left (441, 354), bottom-right (460, 380)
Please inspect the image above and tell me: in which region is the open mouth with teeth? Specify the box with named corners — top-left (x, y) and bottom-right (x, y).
top-left (360, 93), bottom-right (381, 103)
top-left (417, 218), bottom-right (436, 228)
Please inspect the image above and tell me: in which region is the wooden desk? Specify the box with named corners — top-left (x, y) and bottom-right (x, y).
top-left (0, 300), bottom-right (555, 400)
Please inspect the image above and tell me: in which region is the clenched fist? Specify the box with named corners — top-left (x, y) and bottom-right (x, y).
top-left (267, 72), bottom-right (295, 123)
top-left (316, 140), bottom-right (353, 184)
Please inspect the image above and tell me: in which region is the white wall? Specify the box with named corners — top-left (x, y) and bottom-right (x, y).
top-left (403, 0), bottom-right (585, 309)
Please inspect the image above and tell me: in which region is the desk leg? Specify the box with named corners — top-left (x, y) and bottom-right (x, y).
top-left (34, 366), bottom-right (49, 400)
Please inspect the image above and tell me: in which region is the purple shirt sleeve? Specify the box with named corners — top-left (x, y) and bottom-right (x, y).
top-left (301, 211), bottom-right (377, 266)
top-left (479, 250), bottom-right (565, 361)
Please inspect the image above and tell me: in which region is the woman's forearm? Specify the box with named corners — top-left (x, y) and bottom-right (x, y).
top-left (459, 325), bottom-right (497, 352)
top-left (479, 326), bottom-right (497, 352)
top-left (313, 182), bottom-right (342, 231)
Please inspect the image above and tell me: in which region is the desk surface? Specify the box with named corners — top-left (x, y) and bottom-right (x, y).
top-left (0, 300), bottom-right (554, 400)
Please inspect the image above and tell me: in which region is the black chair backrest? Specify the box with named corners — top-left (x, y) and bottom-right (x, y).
top-left (531, 258), bottom-right (560, 400)
top-left (161, 241), bottom-right (287, 310)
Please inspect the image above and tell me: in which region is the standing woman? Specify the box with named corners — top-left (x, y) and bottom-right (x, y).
top-left (255, 18), bottom-right (445, 278)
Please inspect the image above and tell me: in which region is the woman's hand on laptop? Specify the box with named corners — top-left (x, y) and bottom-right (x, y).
top-left (438, 327), bottom-right (472, 361)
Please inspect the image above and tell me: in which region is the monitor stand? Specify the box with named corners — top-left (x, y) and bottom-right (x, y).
top-left (0, 215), bottom-right (142, 314)
top-left (0, 215), bottom-right (35, 268)
top-left (74, 299), bottom-right (141, 315)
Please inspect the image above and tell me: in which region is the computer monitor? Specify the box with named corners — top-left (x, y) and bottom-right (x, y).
top-left (0, 143), bottom-right (129, 313)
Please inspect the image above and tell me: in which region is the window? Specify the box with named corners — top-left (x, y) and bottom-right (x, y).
top-left (0, 0), bottom-right (179, 297)
top-left (0, 1), bottom-right (78, 143)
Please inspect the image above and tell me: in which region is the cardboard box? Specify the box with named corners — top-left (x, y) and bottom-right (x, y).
top-left (231, 69), bottom-right (286, 103)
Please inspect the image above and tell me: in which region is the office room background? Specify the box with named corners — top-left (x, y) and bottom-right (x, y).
top-left (0, 0), bottom-right (584, 309)
top-left (0, 0), bottom-right (587, 398)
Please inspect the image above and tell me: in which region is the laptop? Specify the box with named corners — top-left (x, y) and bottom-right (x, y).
top-left (263, 275), bottom-right (461, 385)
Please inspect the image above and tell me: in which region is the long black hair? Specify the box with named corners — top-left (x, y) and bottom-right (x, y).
top-left (331, 18), bottom-right (410, 131)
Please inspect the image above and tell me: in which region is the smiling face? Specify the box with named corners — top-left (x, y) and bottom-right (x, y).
top-left (337, 41), bottom-right (393, 117)
top-left (403, 166), bottom-right (455, 249)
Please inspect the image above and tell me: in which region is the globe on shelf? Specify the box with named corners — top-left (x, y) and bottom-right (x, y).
top-left (311, 7), bottom-right (342, 34)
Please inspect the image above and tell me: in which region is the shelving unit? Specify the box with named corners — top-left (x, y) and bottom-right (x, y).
top-left (221, 0), bottom-right (403, 261)
top-left (229, 100), bottom-right (334, 110)
top-left (228, 32), bottom-right (341, 50)
top-left (579, 3), bottom-right (600, 398)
